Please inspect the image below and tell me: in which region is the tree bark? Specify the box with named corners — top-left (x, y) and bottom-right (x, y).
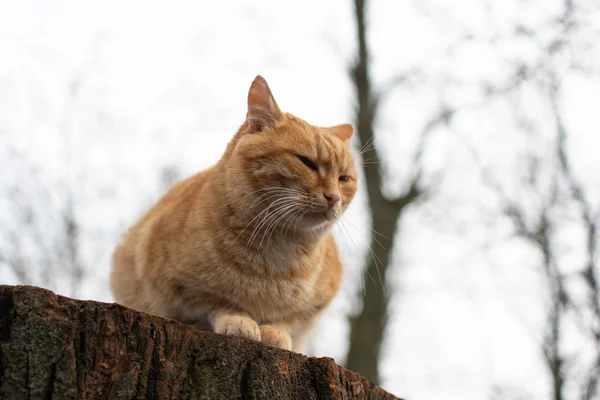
top-left (0, 285), bottom-right (400, 400)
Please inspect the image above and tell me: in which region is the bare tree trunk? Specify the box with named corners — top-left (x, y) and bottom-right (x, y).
top-left (346, 0), bottom-right (424, 384)
top-left (0, 285), bottom-right (400, 400)
top-left (64, 196), bottom-right (83, 298)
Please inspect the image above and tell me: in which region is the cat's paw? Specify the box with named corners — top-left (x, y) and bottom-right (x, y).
top-left (259, 325), bottom-right (292, 350)
top-left (214, 315), bottom-right (261, 342)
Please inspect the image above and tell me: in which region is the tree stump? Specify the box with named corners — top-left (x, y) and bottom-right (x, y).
top-left (0, 285), bottom-right (400, 399)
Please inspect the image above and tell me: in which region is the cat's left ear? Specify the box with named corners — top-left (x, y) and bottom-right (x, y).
top-left (330, 124), bottom-right (354, 141)
top-left (246, 75), bottom-right (282, 132)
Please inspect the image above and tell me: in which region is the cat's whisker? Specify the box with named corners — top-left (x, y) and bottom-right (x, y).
top-left (239, 186), bottom-right (286, 200)
top-left (334, 220), bottom-right (356, 262)
top-left (238, 187), bottom-right (299, 206)
top-left (293, 207), bottom-right (311, 233)
top-left (263, 206), bottom-right (299, 250)
top-left (340, 215), bottom-right (388, 254)
top-left (342, 216), bottom-right (390, 249)
top-left (246, 199), bottom-right (297, 245)
top-left (335, 219), bottom-right (366, 296)
top-left (281, 207), bottom-right (304, 238)
top-left (262, 205), bottom-right (299, 251)
top-left (366, 246), bottom-right (387, 295)
top-left (245, 199), bottom-right (298, 251)
top-left (247, 191), bottom-right (289, 211)
top-left (341, 215), bottom-right (387, 295)
top-left (247, 202), bottom-right (296, 265)
top-left (337, 218), bottom-right (369, 297)
top-left (261, 203), bottom-right (298, 245)
top-left (275, 194), bottom-right (314, 236)
top-left (358, 135), bottom-right (376, 154)
top-left (358, 147), bottom-right (375, 156)
top-left (235, 195), bottom-right (286, 240)
top-left (359, 155), bottom-right (380, 165)
top-left (336, 218), bottom-right (358, 257)
top-left (367, 241), bottom-right (385, 282)
top-left (246, 187), bottom-right (298, 202)
top-left (212, 187), bottom-right (291, 219)
top-left (239, 196), bottom-right (297, 245)
top-left (246, 188), bottom-right (305, 212)
top-left (361, 156), bottom-right (378, 162)
top-left (247, 208), bottom-right (286, 253)
top-left (258, 200), bottom-right (297, 232)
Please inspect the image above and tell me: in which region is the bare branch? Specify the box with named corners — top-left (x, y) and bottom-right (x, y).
top-left (389, 178), bottom-right (423, 210)
top-left (548, 75), bottom-right (600, 400)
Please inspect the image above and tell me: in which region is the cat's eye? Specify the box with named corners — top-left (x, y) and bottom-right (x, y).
top-left (339, 175), bottom-right (350, 182)
top-left (297, 155), bottom-right (318, 172)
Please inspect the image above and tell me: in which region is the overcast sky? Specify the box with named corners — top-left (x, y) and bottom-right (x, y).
top-left (1, 1), bottom-right (600, 399)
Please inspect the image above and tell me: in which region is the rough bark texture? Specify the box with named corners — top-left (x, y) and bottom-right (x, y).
top-left (0, 285), bottom-right (400, 400)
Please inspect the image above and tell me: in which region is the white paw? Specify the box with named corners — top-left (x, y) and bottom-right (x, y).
top-left (214, 315), bottom-right (261, 342)
top-left (260, 325), bottom-right (292, 350)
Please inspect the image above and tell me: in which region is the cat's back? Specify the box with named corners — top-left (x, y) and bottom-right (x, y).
top-left (139, 167), bottom-right (213, 229)
top-left (110, 167), bottom-right (214, 308)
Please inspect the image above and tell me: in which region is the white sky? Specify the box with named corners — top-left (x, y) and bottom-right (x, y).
top-left (1, 1), bottom-right (599, 399)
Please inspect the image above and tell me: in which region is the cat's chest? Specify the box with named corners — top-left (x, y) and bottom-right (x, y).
top-left (211, 237), bottom-right (327, 322)
top-left (234, 273), bottom-right (319, 322)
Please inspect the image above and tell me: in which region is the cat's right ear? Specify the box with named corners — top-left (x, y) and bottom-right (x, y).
top-left (246, 75), bottom-right (282, 132)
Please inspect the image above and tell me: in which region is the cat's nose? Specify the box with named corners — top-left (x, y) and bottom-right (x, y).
top-left (323, 192), bottom-right (341, 207)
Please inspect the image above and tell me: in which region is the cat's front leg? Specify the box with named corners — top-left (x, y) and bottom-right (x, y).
top-left (291, 310), bottom-right (325, 354)
top-left (213, 314), bottom-right (261, 342)
top-left (259, 324), bottom-right (292, 350)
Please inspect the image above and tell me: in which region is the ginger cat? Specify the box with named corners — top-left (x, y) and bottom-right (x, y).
top-left (110, 76), bottom-right (357, 352)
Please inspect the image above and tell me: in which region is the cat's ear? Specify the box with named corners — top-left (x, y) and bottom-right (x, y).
top-left (246, 75), bottom-right (282, 132)
top-left (330, 124), bottom-right (354, 141)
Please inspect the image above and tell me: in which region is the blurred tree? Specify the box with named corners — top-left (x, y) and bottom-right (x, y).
top-left (160, 165), bottom-right (181, 190)
top-left (345, 0), bottom-right (453, 383)
top-left (0, 35), bottom-right (108, 297)
top-left (0, 150), bottom-right (83, 296)
top-left (454, 1), bottom-right (600, 398)
top-left (0, 152), bottom-right (58, 286)
top-left (479, 79), bottom-right (600, 400)
top-left (0, 75), bottom-right (86, 297)
top-left (476, 77), bottom-right (600, 400)
top-left (346, 0), bottom-right (600, 395)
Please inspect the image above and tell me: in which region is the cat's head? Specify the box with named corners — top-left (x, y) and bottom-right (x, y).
top-left (223, 75), bottom-right (357, 235)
